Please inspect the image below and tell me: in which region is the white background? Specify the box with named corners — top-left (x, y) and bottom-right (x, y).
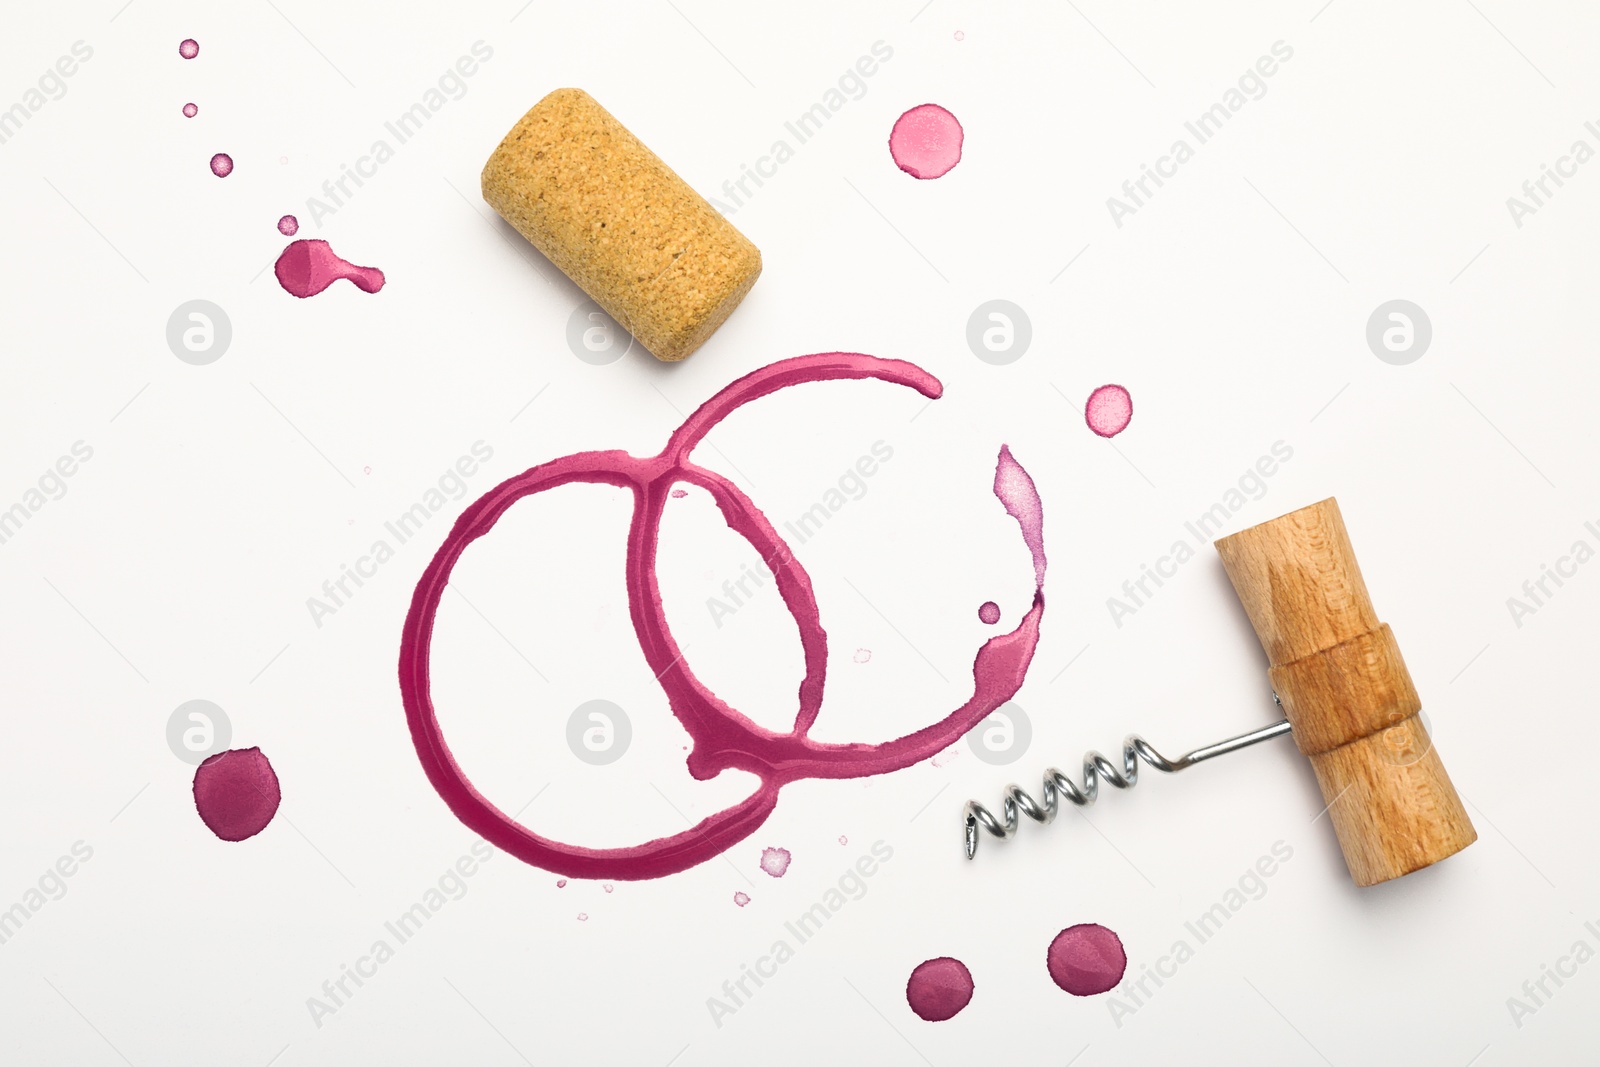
top-left (2, 1), bottom-right (1597, 1064)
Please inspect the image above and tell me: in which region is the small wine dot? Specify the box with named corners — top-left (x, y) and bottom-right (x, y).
top-left (182, 102), bottom-right (197, 118)
top-left (734, 891), bottom-right (751, 907)
top-left (178, 38), bottom-right (199, 60)
top-left (192, 748), bottom-right (280, 842)
top-left (889, 103), bottom-right (964, 180)
top-left (907, 957), bottom-right (974, 1022)
top-left (1048, 923), bottom-right (1127, 996)
top-left (278, 214), bottom-right (300, 236)
top-left (1085, 384), bottom-right (1133, 438)
top-left (210, 152), bottom-right (234, 178)
top-left (759, 847), bottom-right (791, 878)
top-left (978, 601), bottom-right (1001, 625)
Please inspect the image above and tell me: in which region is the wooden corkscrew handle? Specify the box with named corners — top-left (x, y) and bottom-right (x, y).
top-left (1214, 498), bottom-right (1476, 886)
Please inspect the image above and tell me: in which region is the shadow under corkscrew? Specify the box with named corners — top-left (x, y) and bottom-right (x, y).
top-left (962, 708), bottom-right (1293, 859)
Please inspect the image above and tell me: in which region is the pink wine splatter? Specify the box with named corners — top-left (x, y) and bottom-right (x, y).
top-left (854, 648), bottom-right (872, 663)
top-left (556, 878), bottom-right (567, 888)
top-left (603, 883), bottom-right (614, 893)
top-left (838, 835), bottom-right (848, 845)
top-left (182, 102), bottom-right (197, 118)
top-left (734, 891), bottom-right (751, 907)
top-left (178, 38), bottom-right (199, 59)
top-left (577, 913), bottom-right (588, 921)
top-left (889, 104), bottom-right (964, 179)
top-left (192, 748), bottom-right (280, 842)
top-left (1047, 923), bottom-right (1126, 996)
top-left (978, 601), bottom-right (1000, 624)
top-left (398, 353), bottom-right (1048, 880)
top-left (670, 488), bottom-right (688, 498)
top-left (930, 747), bottom-right (960, 767)
top-left (1085, 384), bottom-right (1133, 438)
top-left (907, 957), bottom-right (974, 1021)
top-left (210, 153), bottom-right (233, 177)
top-left (275, 239), bottom-right (385, 298)
top-left (278, 214), bottom-right (299, 236)
top-left (759, 847), bottom-right (791, 878)
top-left (994, 445), bottom-right (1045, 588)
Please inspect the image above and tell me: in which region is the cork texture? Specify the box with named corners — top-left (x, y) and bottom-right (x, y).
top-left (481, 88), bottom-right (762, 362)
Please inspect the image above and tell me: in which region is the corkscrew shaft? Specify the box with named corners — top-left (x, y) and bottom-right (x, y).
top-left (962, 717), bottom-right (1293, 859)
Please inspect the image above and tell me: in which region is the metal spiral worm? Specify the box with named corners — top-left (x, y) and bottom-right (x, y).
top-left (963, 717), bottom-right (1293, 859)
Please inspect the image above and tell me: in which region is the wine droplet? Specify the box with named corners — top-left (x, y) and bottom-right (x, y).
top-left (906, 957), bottom-right (974, 1021)
top-left (889, 104), bottom-right (964, 179)
top-left (275, 239), bottom-right (385, 298)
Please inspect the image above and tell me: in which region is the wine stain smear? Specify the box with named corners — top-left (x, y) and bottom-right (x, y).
top-left (275, 239), bottom-right (385, 298)
top-left (398, 353), bottom-right (1047, 880)
top-left (193, 748), bottom-right (281, 842)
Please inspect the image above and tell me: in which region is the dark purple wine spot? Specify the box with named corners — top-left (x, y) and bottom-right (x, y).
top-left (1047, 923), bottom-right (1126, 996)
top-left (906, 957), bottom-right (974, 1021)
top-left (192, 747), bottom-right (281, 842)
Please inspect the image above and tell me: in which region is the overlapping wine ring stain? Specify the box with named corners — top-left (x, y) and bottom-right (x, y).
top-left (399, 354), bottom-right (1047, 880)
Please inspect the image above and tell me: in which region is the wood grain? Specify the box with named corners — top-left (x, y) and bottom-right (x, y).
top-left (1215, 498), bottom-right (1476, 886)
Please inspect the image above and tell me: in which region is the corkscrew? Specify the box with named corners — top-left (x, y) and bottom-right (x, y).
top-left (962, 498), bottom-right (1478, 887)
top-left (963, 712), bottom-right (1293, 859)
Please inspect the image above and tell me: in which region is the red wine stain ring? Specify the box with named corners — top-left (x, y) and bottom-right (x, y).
top-left (398, 353), bottom-right (1046, 880)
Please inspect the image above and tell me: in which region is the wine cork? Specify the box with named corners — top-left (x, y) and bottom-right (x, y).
top-left (481, 88), bottom-right (762, 363)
